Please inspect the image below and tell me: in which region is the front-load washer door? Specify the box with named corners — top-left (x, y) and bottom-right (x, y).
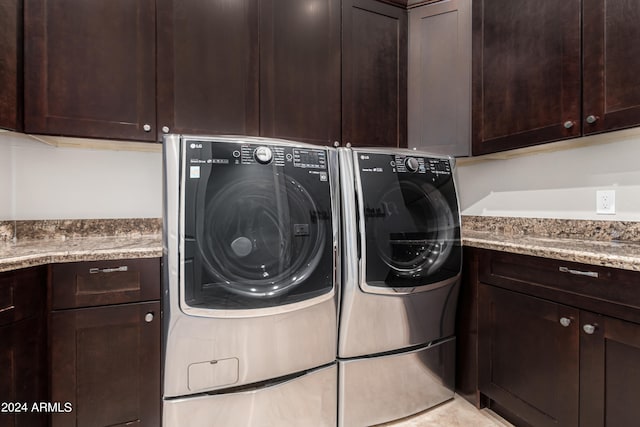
top-left (182, 139), bottom-right (335, 315)
top-left (355, 151), bottom-right (461, 293)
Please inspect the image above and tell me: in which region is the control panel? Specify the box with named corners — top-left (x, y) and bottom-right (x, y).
top-left (186, 141), bottom-right (327, 170)
top-left (392, 155), bottom-right (451, 175)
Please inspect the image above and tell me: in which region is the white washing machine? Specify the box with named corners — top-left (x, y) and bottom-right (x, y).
top-left (163, 135), bottom-right (340, 426)
top-left (338, 147), bottom-right (462, 426)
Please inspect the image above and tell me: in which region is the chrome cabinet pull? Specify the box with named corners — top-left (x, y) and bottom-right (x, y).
top-left (586, 115), bottom-right (598, 124)
top-left (563, 120), bottom-right (575, 129)
top-left (583, 324), bottom-right (597, 335)
top-left (89, 266), bottom-right (129, 274)
top-left (559, 317), bottom-right (572, 327)
top-left (559, 266), bottom-right (598, 278)
top-left (144, 312), bottom-right (154, 323)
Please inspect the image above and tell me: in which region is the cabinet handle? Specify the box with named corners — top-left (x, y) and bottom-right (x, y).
top-left (559, 317), bottom-right (572, 327)
top-left (559, 266), bottom-right (598, 278)
top-left (563, 120), bottom-right (575, 129)
top-left (89, 266), bottom-right (129, 274)
top-left (583, 324), bottom-right (597, 335)
top-left (162, 126), bottom-right (170, 134)
top-left (0, 304), bottom-right (15, 314)
top-left (586, 115), bottom-right (598, 124)
top-left (145, 312), bottom-right (154, 323)
top-left (143, 124), bottom-right (152, 132)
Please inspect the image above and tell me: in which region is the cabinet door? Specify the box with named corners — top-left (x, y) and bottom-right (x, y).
top-left (479, 285), bottom-right (579, 427)
top-left (0, 0), bottom-right (22, 131)
top-left (50, 302), bottom-right (161, 427)
top-left (157, 0), bottom-right (259, 138)
top-left (259, 0), bottom-right (341, 146)
top-left (583, 0), bottom-right (640, 135)
top-left (342, 0), bottom-right (407, 148)
top-left (24, 0), bottom-right (156, 141)
top-left (580, 312), bottom-right (640, 427)
top-left (0, 317), bottom-right (47, 427)
top-left (408, 0), bottom-right (471, 157)
top-left (471, 0), bottom-right (581, 155)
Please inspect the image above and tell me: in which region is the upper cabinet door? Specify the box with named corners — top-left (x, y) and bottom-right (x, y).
top-left (472, 0), bottom-right (581, 155)
top-left (0, 0), bottom-right (23, 132)
top-left (259, 0), bottom-right (341, 146)
top-left (156, 0), bottom-right (259, 138)
top-left (582, 0), bottom-right (640, 135)
top-left (408, 0), bottom-right (471, 157)
top-left (24, 0), bottom-right (156, 141)
top-left (342, 0), bottom-right (407, 148)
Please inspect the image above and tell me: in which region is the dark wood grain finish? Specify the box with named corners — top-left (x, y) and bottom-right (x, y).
top-left (455, 247), bottom-right (483, 407)
top-left (0, 266), bottom-right (46, 326)
top-left (479, 284), bottom-right (580, 427)
top-left (51, 258), bottom-right (160, 310)
top-left (24, 0), bottom-right (156, 141)
top-left (156, 0), bottom-right (259, 138)
top-left (582, 0), bottom-right (640, 135)
top-left (0, 267), bottom-right (47, 427)
top-left (579, 312), bottom-right (640, 427)
top-left (50, 301), bottom-right (161, 427)
top-left (471, 0), bottom-right (581, 155)
top-left (259, 0), bottom-right (341, 146)
top-left (0, 0), bottom-right (22, 131)
top-left (342, 0), bottom-right (407, 148)
top-left (478, 249), bottom-right (640, 324)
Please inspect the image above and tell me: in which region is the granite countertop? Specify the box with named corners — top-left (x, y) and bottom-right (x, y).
top-left (462, 216), bottom-right (640, 272)
top-left (2, 216), bottom-right (640, 274)
top-left (0, 219), bottom-right (162, 273)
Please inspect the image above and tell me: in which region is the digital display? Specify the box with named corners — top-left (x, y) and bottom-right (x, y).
top-left (293, 149), bottom-right (326, 169)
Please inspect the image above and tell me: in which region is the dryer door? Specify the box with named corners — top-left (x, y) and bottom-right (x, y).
top-left (182, 140), bottom-right (335, 314)
top-left (356, 152), bottom-right (461, 293)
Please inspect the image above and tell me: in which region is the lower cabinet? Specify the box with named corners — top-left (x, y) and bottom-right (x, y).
top-left (49, 258), bottom-right (161, 427)
top-left (50, 302), bottom-right (161, 427)
top-left (579, 312), bottom-right (640, 427)
top-left (479, 285), bottom-right (579, 427)
top-left (466, 248), bottom-right (640, 427)
top-left (0, 267), bottom-right (47, 427)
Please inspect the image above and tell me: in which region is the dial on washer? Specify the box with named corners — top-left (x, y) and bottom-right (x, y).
top-left (254, 146), bottom-right (273, 164)
top-left (404, 157), bottom-right (419, 172)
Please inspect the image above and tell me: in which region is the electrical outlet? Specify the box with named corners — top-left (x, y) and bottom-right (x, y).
top-left (596, 190), bottom-right (616, 215)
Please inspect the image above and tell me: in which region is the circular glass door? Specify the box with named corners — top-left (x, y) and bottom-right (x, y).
top-left (196, 174), bottom-right (326, 299)
top-left (372, 180), bottom-right (455, 279)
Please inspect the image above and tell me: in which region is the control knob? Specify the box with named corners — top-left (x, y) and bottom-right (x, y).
top-left (254, 146), bottom-right (273, 164)
top-left (405, 157), bottom-right (419, 173)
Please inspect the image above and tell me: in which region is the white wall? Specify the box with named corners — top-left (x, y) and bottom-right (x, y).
top-left (2, 127), bottom-right (639, 221)
top-left (456, 127), bottom-right (640, 221)
top-left (0, 132), bottom-right (162, 220)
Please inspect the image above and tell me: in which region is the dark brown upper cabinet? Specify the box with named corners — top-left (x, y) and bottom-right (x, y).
top-left (259, 0), bottom-right (341, 146)
top-left (24, 0), bottom-right (157, 141)
top-left (342, 0), bottom-right (408, 148)
top-left (0, 0), bottom-right (23, 131)
top-left (472, 0), bottom-right (582, 155)
top-left (157, 0), bottom-right (340, 146)
top-left (472, 0), bottom-right (640, 156)
top-left (582, 0), bottom-right (640, 136)
top-left (408, 0), bottom-right (471, 157)
top-left (156, 0), bottom-right (260, 138)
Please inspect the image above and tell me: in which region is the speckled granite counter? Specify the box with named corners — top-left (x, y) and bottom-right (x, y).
top-left (0, 219), bottom-right (162, 273)
top-left (462, 216), bottom-right (640, 272)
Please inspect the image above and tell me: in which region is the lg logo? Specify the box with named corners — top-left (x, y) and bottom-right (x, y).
top-left (190, 143), bottom-right (203, 149)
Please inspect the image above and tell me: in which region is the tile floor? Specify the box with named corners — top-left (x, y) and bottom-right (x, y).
top-left (378, 395), bottom-right (513, 427)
